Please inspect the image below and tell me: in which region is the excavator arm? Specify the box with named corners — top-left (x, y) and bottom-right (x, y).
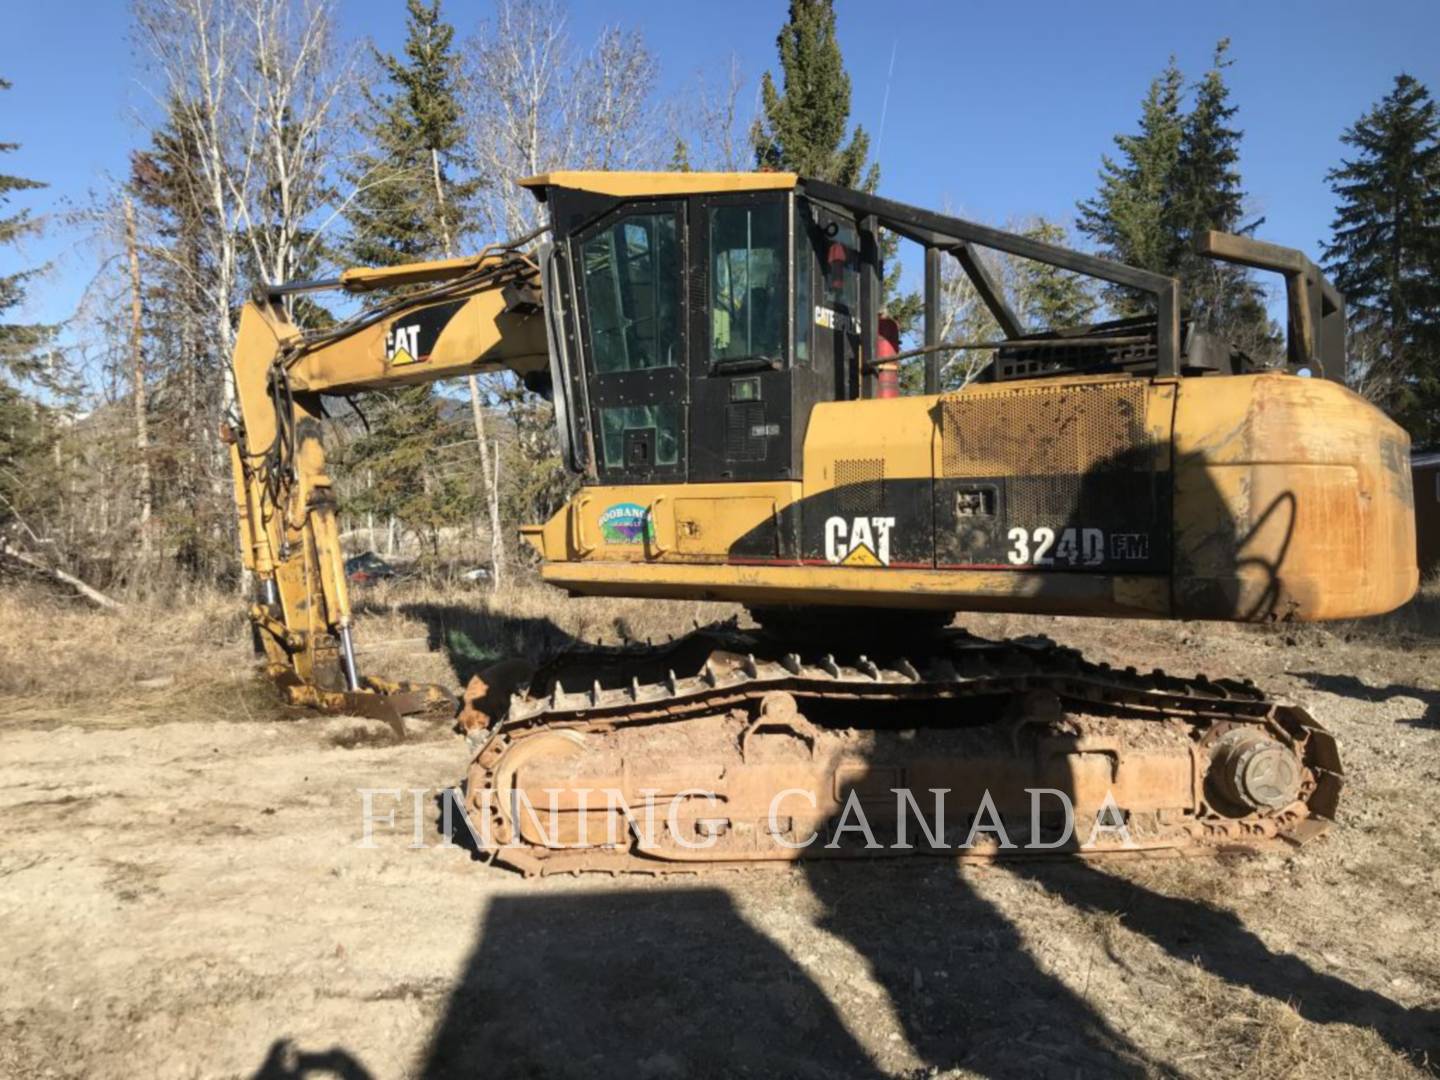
top-left (227, 237), bottom-right (552, 720)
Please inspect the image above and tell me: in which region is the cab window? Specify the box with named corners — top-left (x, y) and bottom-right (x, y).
top-left (599, 403), bottom-right (680, 469)
top-left (579, 213), bottom-right (680, 374)
top-left (794, 205), bottom-right (812, 365)
top-left (709, 203), bottom-right (785, 366)
top-left (823, 220), bottom-right (860, 322)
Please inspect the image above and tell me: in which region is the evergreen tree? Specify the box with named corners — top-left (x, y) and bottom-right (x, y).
top-left (750, 0), bottom-right (872, 188)
top-left (1014, 220), bottom-right (1098, 330)
top-left (0, 76), bottom-right (60, 534)
top-left (129, 100), bottom-right (238, 576)
top-left (342, 1), bottom-right (483, 559)
top-left (751, 1), bottom-right (918, 332)
top-left (1077, 59), bottom-right (1186, 298)
top-left (340, 393), bottom-right (477, 559)
top-left (1173, 41), bottom-right (1271, 352)
top-left (1323, 73), bottom-right (1440, 440)
top-left (345, 0), bottom-right (478, 267)
top-left (0, 77), bottom-right (55, 386)
top-left (1078, 45), bottom-right (1273, 354)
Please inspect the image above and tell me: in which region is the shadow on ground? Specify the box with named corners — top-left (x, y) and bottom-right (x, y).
top-left (420, 886), bottom-right (872, 1079)
top-left (252, 1039), bottom-right (374, 1079)
top-left (1013, 860), bottom-right (1440, 1070)
top-left (395, 602), bottom-right (575, 684)
top-left (413, 867), bottom-right (1158, 1080)
top-left (1289, 670), bottom-right (1440, 729)
top-left (400, 859), bottom-right (1439, 1078)
top-left (246, 856), bottom-right (1440, 1079)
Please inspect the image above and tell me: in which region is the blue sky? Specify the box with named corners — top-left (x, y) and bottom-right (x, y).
top-left (2, 0), bottom-right (1438, 330)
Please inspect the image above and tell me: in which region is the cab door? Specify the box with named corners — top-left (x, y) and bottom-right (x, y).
top-left (570, 202), bottom-right (687, 483)
top-left (687, 193), bottom-right (793, 482)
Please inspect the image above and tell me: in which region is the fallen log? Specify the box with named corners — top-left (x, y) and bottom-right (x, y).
top-left (0, 538), bottom-right (125, 611)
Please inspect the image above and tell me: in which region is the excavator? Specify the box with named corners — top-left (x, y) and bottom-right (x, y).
top-left (228, 171), bottom-right (1416, 875)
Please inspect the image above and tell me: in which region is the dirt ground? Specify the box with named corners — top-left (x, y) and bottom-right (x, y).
top-left (1, 582), bottom-right (1438, 1079)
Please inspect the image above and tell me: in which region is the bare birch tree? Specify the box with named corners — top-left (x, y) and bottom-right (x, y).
top-left (123, 196), bottom-right (153, 557)
top-left (670, 54), bottom-right (750, 171)
top-left (460, 0), bottom-right (658, 586)
top-left (132, 0), bottom-right (247, 401)
top-left (464, 0), bottom-right (660, 240)
top-left (124, 0), bottom-right (357, 587)
top-left (232, 0), bottom-right (354, 294)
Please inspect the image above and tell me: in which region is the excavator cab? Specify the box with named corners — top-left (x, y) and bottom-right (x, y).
top-left (531, 175), bottom-right (870, 489)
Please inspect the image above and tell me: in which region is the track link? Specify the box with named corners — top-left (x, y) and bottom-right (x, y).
top-left (462, 625), bottom-right (1341, 876)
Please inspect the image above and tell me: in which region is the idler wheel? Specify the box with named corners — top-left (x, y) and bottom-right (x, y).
top-left (1209, 729), bottom-right (1303, 812)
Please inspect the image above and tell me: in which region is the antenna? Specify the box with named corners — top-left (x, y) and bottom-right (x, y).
top-left (875, 38), bottom-right (899, 161)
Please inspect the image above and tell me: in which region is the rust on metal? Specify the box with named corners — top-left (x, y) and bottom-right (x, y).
top-left (460, 626), bottom-right (1341, 877)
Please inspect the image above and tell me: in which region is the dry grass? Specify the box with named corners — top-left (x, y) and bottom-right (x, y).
top-left (5, 565), bottom-right (1438, 726)
top-left (1184, 990), bottom-right (1424, 1079)
top-left (0, 574), bottom-right (741, 725)
top-left (1330, 573), bottom-right (1440, 645)
top-left (0, 584), bottom-right (270, 727)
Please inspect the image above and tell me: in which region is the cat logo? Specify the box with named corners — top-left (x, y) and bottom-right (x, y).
top-left (386, 323), bottom-right (423, 366)
top-left (824, 516), bottom-right (895, 567)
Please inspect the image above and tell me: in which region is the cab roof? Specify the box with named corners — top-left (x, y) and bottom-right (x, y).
top-left (518, 170), bottom-right (800, 199)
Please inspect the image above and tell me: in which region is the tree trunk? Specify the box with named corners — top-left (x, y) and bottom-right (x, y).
top-left (491, 438), bottom-right (504, 592)
top-left (468, 376), bottom-right (503, 590)
top-left (434, 145), bottom-right (504, 592)
top-left (0, 538), bottom-right (124, 611)
top-left (366, 469), bottom-right (377, 552)
top-left (125, 196), bottom-right (154, 559)
top-left (431, 147), bottom-right (454, 257)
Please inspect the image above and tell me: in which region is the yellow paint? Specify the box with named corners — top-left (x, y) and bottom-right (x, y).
top-left (528, 483), bottom-right (799, 563)
top-left (1171, 373), bottom-right (1415, 620)
top-left (540, 560), bottom-right (1171, 618)
top-left (518, 170), bottom-right (799, 197)
top-left (521, 373), bottom-right (1415, 623)
top-left (841, 544), bottom-right (883, 567)
top-left (673, 496), bottom-right (778, 557)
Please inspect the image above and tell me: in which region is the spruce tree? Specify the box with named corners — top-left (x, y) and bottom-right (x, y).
top-left (1078, 46), bottom-right (1273, 354)
top-left (0, 76), bottom-right (59, 532)
top-left (751, 1), bottom-right (918, 331)
top-left (341, 394), bottom-right (476, 559)
top-left (1323, 73), bottom-right (1440, 439)
top-left (751, 0), bottom-right (872, 188)
top-left (1014, 221), bottom-right (1098, 330)
top-left (1173, 41), bottom-right (1272, 352)
top-left (345, 0), bottom-right (478, 267)
top-left (129, 101), bottom-right (241, 575)
top-left (342, 0), bottom-right (481, 558)
top-left (1077, 59), bottom-right (1186, 299)
top-left (0, 77), bottom-right (55, 385)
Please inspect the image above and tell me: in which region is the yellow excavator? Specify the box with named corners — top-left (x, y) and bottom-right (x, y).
top-left (228, 171), bottom-right (1415, 875)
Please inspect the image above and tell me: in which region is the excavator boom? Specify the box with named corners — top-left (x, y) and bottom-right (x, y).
top-left (228, 238), bottom-right (549, 713)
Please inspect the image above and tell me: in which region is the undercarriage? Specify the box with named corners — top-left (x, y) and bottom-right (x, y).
top-left (456, 625), bottom-right (1341, 877)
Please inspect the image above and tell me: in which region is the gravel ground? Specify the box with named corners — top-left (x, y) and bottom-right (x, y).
top-left (1, 587), bottom-right (1437, 1079)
